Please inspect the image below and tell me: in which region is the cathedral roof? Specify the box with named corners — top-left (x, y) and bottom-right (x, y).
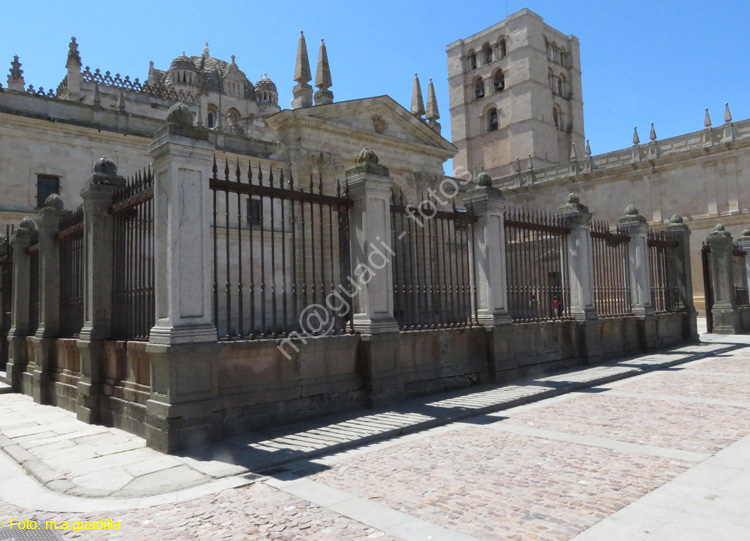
top-left (255, 73), bottom-right (277, 94)
top-left (170, 52), bottom-right (196, 71)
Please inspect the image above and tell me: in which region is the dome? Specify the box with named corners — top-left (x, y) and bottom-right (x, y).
top-left (170, 52), bottom-right (197, 71)
top-left (255, 73), bottom-right (277, 94)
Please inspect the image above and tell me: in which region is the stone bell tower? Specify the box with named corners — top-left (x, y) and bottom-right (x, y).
top-left (447, 8), bottom-right (585, 179)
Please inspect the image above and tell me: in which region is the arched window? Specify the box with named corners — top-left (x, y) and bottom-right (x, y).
top-left (548, 69), bottom-right (555, 91)
top-left (499, 39), bottom-right (507, 58)
top-left (468, 51), bottom-right (477, 70)
top-left (488, 108), bottom-right (499, 132)
top-left (493, 70), bottom-right (505, 93)
top-left (226, 108), bottom-right (241, 127)
top-left (474, 77), bottom-right (485, 100)
top-left (482, 44), bottom-right (492, 64)
top-left (557, 75), bottom-right (564, 96)
top-left (207, 106), bottom-right (218, 129)
top-left (553, 107), bottom-right (559, 129)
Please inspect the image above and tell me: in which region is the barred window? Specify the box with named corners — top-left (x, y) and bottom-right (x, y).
top-left (36, 175), bottom-right (60, 208)
top-left (247, 197), bottom-right (262, 227)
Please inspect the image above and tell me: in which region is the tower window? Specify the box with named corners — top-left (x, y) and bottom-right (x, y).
top-left (493, 71), bottom-right (505, 93)
top-left (499, 39), bottom-right (507, 58)
top-left (468, 51), bottom-right (477, 70)
top-left (482, 45), bottom-right (492, 64)
top-left (488, 108), bottom-right (499, 132)
top-left (474, 78), bottom-right (485, 100)
top-left (36, 175), bottom-right (60, 208)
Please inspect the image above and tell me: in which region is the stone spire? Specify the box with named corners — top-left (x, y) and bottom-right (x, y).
top-left (704, 108), bottom-right (712, 128)
top-left (7, 56), bottom-right (24, 91)
top-left (314, 39), bottom-right (333, 106)
top-left (425, 78), bottom-right (441, 134)
top-left (66, 37), bottom-right (81, 69)
top-left (411, 73), bottom-right (425, 117)
top-left (724, 102), bottom-right (732, 123)
top-left (632, 126), bottom-right (640, 145)
top-left (292, 31), bottom-right (312, 109)
top-left (649, 122), bottom-right (656, 141)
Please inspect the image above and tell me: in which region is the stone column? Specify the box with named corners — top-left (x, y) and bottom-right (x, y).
top-left (463, 173), bottom-right (512, 328)
top-left (30, 194), bottom-right (66, 404)
top-left (346, 148), bottom-right (402, 407)
top-left (557, 194), bottom-right (596, 321)
top-left (667, 214), bottom-right (698, 340)
top-left (76, 157), bottom-right (124, 423)
top-left (144, 104), bottom-right (220, 452)
top-left (734, 229), bottom-right (750, 332)
top-left (619, 204), bottom-right (656, 349)
top-left (5, 218), bottom-right (36, 391)
top-left (705, 224), bottom-right (740, 333)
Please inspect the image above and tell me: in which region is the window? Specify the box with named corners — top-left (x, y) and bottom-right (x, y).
top-left (557, 75), bottom-right (564, 96)
top-left (488, 108), bottom-right (499, 132)
top-left (207, 112), bottom-right (215, 128)
top-left (474, 78), bottom-right (485, 100)
top-left (553, 105), bottom-right (565, 131)
top-left (468, 51), bottom-right (477, 70)
top-left (36, 175), bottom-right (59, 208)
top-left (493, 71), bottom-right (505, 93)
top-left (247, 198), bottom-right (261, 227)
top-left (482, 45), bottom-right (492, 64)
top-left (499, 39), bottom-right (507, 58)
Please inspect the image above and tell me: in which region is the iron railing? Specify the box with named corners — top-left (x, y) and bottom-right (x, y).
top-left (647, 230), bottom-right (682, 313)
top-left (59, 206), bottom-right (85, 337)
top-left (28, 230), bottom-right (40, 336)
top-left (0, 225), bottom-right (13, 368)
top-left (505, 207), bottom-right (571, 321)
top-left (732, 248), bottom-right (749, 307)
top-left (210, 158), bottom-right (353, 339)
top-left (590, 220), bottom-right (632, 317)
top-left (110, 168), bottom-right (155, 341)
top-left (390, 195), bottom-right (478, 329)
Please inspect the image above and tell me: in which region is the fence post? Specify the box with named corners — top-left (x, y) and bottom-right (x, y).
top-left (667, 214), bottom-right (698, 340)
top-left (144, 104), bottom-right (218, 452)
top-left (5, 218), bottom-right (35, 391)
top-left (76, 157), bottom-right (124, 423)
top-left (705, 224), bottom-right (740, 333)
top-left (345, 148), bottom-right (403, 407)
top-left (619, 205), bottom-right (656, 348)
top-left (30, 194), bottom-right (66, 404)
top-left (557, 194), bottom-right (596, 320)
top-left (463, 173), bottom-right (511, 327)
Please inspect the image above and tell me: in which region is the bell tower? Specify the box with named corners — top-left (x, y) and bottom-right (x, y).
top-left (447, 8), bottom-right (584, 178)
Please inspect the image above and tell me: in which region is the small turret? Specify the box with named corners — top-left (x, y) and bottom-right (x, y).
top-left (314, 39), bottom-right (333, 105)
top-left (411, 73), bottom-right (425, 117)
top-left (292, 31), bottom-right (312, 109)
top-left (64, 37), bottom-right (83, 100)
top-left (7, 55), bottom-right (24, 92)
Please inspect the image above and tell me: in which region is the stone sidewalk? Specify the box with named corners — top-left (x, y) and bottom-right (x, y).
top-left (0, 334), bottom-right (742, 502)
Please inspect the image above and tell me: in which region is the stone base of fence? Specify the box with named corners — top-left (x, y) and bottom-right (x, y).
top-left (5, 310), bottom-right (695, 453)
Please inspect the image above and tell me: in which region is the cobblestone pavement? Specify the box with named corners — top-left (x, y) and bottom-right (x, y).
top-left (0, 338), bottom-right (748, 539)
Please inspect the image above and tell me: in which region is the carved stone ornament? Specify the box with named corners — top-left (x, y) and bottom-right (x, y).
top-left (371, 114), bottom-right (387, 134)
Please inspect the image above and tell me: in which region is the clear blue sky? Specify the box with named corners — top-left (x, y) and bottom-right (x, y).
top-left (3, 0), bottom-right (748, 173)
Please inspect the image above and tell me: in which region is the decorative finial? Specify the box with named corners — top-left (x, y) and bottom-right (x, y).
top-left (19, 217), bottom-right (36, 231)
top-left (632, 126), bottom-right (640, 145)
top-left (117, 89), bottom-right (126, 111)
top-left (231, 54), bottom-right (236, 63)
top-left (67, 37), bottom-right (81, 68)
top-left (44, 193), bottom-right (64, 210)
top-left (182, 50), bottom-right (186, 56)
top-left (425, 77), bottom-right (440, 123)
top-left (314, 36), bottom-right (332, 94)
top-left (569, 142), bottom-right (577, 161)
top-left (725, 102), bottom-right (732, 123)
top-left (294, 30), bottom-right (311, 84)
top-left (411, 73), bottom-right (425, 117)
top-left (476, 172), bottom-right (492, 187)
top-left (704, 107), bottom-right (712, 128)
top-left (167, 102), bottom-right (194, 127)
top-left (670, 213), bottom-right (684, 224)
top-left (713, 224), bottom-right (725, 232)
top-left (203, 42), bottom-right (209, 56)
top-left (625, 204), bottom-right (639, 216)
top-left (649, 122), bottom-right (656, 141)
top-left (93, 82), bottom-right (101, 105)
top-left (585, 139), bottom-right (591, 157)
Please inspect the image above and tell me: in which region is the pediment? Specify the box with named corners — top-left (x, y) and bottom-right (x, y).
top-left (267, 96), bottom-right (456, 158)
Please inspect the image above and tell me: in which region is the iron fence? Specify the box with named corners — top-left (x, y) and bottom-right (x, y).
top-left (732, 248), bottom-right (749, 307)
top-left (505, 207), bottom-right (571, 322)
top-left (390, 195), bottom-right (478, 329)
top-left (28, 230), bottom-right (39, 336)
top-left (59, 206), bottom-right (85, 337)
top-left (590, 220), bottom-right (632, 317)
top-left (0, 225), bottom-right (13, 368)
top-left (210, 158), bottom-right (353, 339)
top-left (110, 168), bottom-right (155, 341)
top-left (647, 230), bottom-right (682, 313)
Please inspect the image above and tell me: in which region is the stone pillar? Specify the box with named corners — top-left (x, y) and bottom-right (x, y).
top-left (557, 194), bottom-right (596, 321)
top-left (734, 229), bottom-right (750, 332)
top-left (76, 157), bottom-right (124, 423)
top-left (346, 148), bottom-right (402, 407)
top-left (706, 224), bottom-right (740, 333)
top-left (144, 104), bottom-right (220, 452)
top-left (619, 204), bottom-right (656, 349)
top-left (667, 214), bottom-right (698, 341)
top-left (30, 194), bottom-right (66, 404)
top-left (5, 218), bottom-right (35, 391)
top-left (463, 173), bottom-right (512, 328)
